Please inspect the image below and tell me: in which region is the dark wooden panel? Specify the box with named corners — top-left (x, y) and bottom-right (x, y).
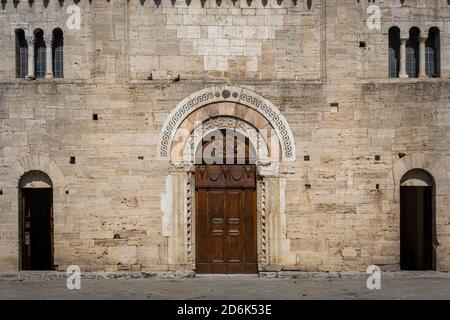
top-left (226, 190), bottom-right (243, 264)
top-left (195, 189), bottom-right (209, 264)
top-left (209, 191), bottom-right (226, 263)
top-left (243, 189), bottom-right (257, 265)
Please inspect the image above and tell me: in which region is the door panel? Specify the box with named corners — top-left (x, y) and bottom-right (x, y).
top-left (226, 191), bottom-right (243, 265)
top-left (209, 191), bottom-right (226, 264)
top-left (243, 189), bottom-right (257, 267)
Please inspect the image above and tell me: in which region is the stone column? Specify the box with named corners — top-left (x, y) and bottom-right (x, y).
top-left (399, 38), bottom-right (408, 78)
top-left (419, 36), bottom-right (427, 79)
top-left (44, 36), bottom-right (53, 79)
top-left (25, 36), bottom-right (35, 80)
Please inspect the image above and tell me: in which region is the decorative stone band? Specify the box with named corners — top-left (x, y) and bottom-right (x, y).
top-left (158, 86), bottom-right (296, 162)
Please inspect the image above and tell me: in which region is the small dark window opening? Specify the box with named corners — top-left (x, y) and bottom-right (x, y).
top-left (426, 27), bottom-right (440, 78)
top-left (406, 28), bottom-right (420, 78)
top-left (388, 27), bottom-right (400, 78)
top-left (52, 28), bottom-right (64, 79)
top-left (15, 29), bottom-right (28, 78)
top-left (34, 30), bottom-right (46, 79)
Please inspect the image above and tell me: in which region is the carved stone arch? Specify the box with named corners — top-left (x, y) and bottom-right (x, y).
top-left (180, 116), bottom-right (271, 163)
top-left (158, 85), bottom-right (296, 162)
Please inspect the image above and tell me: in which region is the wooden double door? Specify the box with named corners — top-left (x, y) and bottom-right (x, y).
top-left (195, 165), bottom-right (257, 274)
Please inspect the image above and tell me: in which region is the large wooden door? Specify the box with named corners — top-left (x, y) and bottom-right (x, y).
top-left (195, 165), bottom-right (257, 274)
top-left (21, 188), bottom-right (54, 270)
top-left (400, 186), bottom-right (433, 270)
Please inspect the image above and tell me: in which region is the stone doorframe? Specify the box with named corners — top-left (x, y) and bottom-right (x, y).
top-left (159, 86), bottom-right (297, 272)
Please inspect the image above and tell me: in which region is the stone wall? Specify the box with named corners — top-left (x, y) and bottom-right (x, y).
top-left (128, 0), bottom-right (321, 80)
top-left (0, 0), bottom-right (449, 272)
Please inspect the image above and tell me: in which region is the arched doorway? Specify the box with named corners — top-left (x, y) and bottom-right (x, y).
top-left (159, 86), bottom-right (297, 272)
top-left (19, 171), bottom-right (54, 270)
top-left (400, 169), bottom-right (435, 270)
top-left (195, 129), bottom-right (257, 274)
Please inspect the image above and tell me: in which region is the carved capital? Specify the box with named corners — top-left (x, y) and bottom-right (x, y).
top-left (44, 35), bottom-right (53, 46)
top-left (25, 35), bottom-right (35, 45)
top-left (169, 161), bottom-right (194, 174)
top-left (256, 161), bottom-right (279, 177)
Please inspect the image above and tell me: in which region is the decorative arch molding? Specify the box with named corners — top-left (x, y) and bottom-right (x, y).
top-left (6, 155), bottom-right (66, 193)
top-left (158, 85), bottom-right (296, 162)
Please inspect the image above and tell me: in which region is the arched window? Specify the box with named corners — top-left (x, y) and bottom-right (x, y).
top-left (406, 28), bottom-right (420, 78)
top-left (15, 29), bottom-right (28, 78)
top-left (52, 28), bottom-right (64, 79)
top-left (426, 27), bottom-right (440, 78)
top-left (389, 27), bottom-right (400, 78)
top-left (34, 29), bottom-right (46, 79)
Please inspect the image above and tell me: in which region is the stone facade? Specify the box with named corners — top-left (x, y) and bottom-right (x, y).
top-left (0, 0), bottom-right (450, 272)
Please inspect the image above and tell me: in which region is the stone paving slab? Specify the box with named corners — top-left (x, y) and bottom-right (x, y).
top-left (1, 271), bottom-right (449, 281)
top-left (1, 274), bottom-right (450, 300)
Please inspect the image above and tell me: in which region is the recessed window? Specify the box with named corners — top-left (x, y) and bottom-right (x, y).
top-left (426, 27), bottom-right (440, 78)
top-left (52, 28), bottom-right (64, 79)
top-left (34, 29), bottom-right (46, 79)
top-left (406, 27), bottom-right (420, 78)
top-left (388, 27), bottom-right (400, 78)
top-left (15, 29), bottom-right (28, 79)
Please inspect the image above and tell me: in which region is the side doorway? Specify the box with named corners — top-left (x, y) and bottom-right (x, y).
top-left (19, 171), bottom-right (54, 271)
top-left (400, 169), bottom-right (435, 271)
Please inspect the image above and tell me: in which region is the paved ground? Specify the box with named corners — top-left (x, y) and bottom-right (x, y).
top-left (1, 274), bottom-right (450, 300)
